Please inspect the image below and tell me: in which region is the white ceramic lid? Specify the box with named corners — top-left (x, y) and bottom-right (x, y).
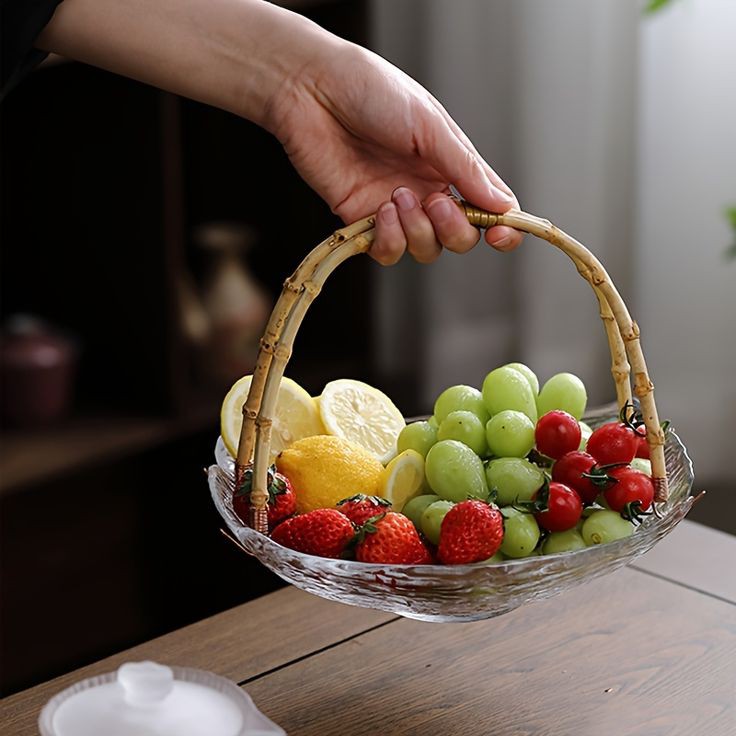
top-left (39, 661), bottom-right (285, 736)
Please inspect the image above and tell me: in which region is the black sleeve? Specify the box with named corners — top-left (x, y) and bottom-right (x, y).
top-left (1, 0), bottom-right (65, 101)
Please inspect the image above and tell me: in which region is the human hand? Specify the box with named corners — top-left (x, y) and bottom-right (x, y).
top-left (37, 0), bottom-right (520, 266)
top-left (265, 39), bottom-right (522, 265)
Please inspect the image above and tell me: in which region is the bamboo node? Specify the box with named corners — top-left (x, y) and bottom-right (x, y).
top-left (274, 344), bottom-right (291, 361)
top-left (353, 234), bottom-right (373, 253)
top-left (647, 431), bottom-right (665, 447)
top-left (576, 266), bottom-right (591, 281)
top-left (633, 372), bottom-right (654, 397)
top-left (283, 278), bottom-right (300, 294)
top-left (259, 338), bottom-right (276, 355)
top-left (255, 417), bottom-right (273, 430)
top-left (303, 280), bottom-right (321, 298)
top-left (589, 268), bottom-right (605, 286)
top-left (241, 406), bottom-right (258, 420)
top-left (622, 322), bottom-right (641, 342)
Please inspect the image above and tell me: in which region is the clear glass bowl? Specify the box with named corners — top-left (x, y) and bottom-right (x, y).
top-left (208, 406), bottom-right (695, 623)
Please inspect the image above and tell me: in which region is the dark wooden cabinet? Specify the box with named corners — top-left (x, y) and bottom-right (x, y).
top-left (0, 0), bottom-right (371, 696)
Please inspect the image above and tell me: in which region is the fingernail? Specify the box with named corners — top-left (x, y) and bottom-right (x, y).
top-left (393, 187), bottom-right (416, 212)
top-left (379, 202), bottom-right (398, 225)
top-left (426, 197), bottom-right (454, 223)
top-left (488, 234), bottom-right (511, 249)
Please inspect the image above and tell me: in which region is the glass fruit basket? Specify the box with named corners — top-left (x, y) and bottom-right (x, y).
top-left (207, 201), bottom-right (697, 623)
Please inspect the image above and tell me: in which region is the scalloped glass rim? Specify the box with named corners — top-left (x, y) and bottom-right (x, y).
top-left (208, 405), bottom-right (695, 622)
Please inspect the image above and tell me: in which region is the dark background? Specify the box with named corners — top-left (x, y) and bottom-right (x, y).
top-left (0, 0), bottom-right (387, 696)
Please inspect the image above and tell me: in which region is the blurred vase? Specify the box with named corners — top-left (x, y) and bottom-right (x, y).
top-left (194, 222), bottom-right (270, 386)
top-left (0, 315), bottom-right (78, 427)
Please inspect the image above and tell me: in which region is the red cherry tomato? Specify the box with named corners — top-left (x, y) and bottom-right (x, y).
top-left (535, 410), bottom-right (582, 460)
top-left (603, 467), bottom-right (654, 516)
top-left (635, 432), bottom-right (650, 459)
top-left (586, 422), bottom-right (638, 465)
top-left (552, 451), bottom-right (600, 505)
top-left (534, 482), bottom-right (583, 532)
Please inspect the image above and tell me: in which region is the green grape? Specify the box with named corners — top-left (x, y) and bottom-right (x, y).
top-left (486, 457), bottom-right (545, 505)
top-left (578, 420), bottom-right (593, 450)
top-left (504, 362), bottom-right (539, 395)
top-left (402, 494), bottom-right (440, 528)
top-left (582, 510), bottom-right (634, 546)
top-left (427, 415), bottom-right (439, 430)
top-left (481, 551), bottom-right (507, 564)
top-left (485, 410), bottom-right (535, 458)
top-left (420, 500), bottom-right (454, 545)
top-left (482, 366), bottom-right (538, 423)
top-left (425, 440), bottom-right (489, 503)
top-left (433, 385), bottom-right (489, 425)
top-left (542, 529), bottom-right (587, 555)
top-left (437, 411), bottom-right (487, 455)
top-left (630, 458), bottom-right (652, 475)
top-left (397, 421), bottom-right (437, 458)
top-left (581, 504), bottom-right (604, 519)
top-left (536, 372), bottom-right (587, 420)
top-left (499, 507), bottom-right (541, 558)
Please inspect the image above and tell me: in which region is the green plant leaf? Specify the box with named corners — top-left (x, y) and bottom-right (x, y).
top-left (644, 0), bottom-right (675, 14)
top-left (726, 206), bottom-right (736, 230)
top-left (726, 206), bottom-right (736, 261)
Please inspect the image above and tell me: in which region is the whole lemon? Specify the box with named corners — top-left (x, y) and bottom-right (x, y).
top-left (276, 435), bottom-right (384, 513)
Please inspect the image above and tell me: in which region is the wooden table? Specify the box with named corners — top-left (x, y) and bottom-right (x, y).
top-left (2, 520), bottom-right (734, 735)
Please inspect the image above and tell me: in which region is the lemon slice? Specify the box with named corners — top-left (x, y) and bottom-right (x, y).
top-left (379, 450), bottom-right (426, 512)
top-left (318, 378), bottom-right (405, 463)
top-left (220, 375), bottom-right (325, 460)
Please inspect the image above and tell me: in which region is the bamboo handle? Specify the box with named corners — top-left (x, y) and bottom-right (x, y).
top-left (237, 204), bottom-right (667, 534)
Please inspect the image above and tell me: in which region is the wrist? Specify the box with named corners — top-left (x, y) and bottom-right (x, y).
top-left (228, 1), bottom-right (341, 132)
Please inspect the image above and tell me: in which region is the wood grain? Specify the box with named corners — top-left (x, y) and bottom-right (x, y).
top-left (245, 567), bottom-right (736, 736)
top-left (632, 519), bottom-right (736, 602)
top-left (0, 587), bottom-right (394, 735)
top-left (3, 522), bottom-right (733, 735)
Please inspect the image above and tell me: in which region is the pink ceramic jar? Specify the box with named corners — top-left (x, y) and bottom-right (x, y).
top-left (0, 315), bottom-right (77, 427)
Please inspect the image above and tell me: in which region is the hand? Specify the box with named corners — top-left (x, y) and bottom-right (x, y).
top-left (265, 40), bottom-right (523, 265)
top-left (38, 0), bottom-right (522, 265)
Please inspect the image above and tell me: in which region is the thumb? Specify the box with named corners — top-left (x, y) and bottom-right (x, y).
top-left (422, 123), bottom-right (516, 213)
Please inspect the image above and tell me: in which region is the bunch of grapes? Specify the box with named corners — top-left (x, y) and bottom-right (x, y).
top-left (398, 363), bottom-right (653, 560)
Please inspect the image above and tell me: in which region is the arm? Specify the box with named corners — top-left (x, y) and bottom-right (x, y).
top-left (38, 0), bottom-right (522, 263)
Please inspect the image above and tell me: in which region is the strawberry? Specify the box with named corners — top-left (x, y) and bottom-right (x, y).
top-left (355, 512), bottom-right (433, 565)
top-left (233, 465), bottom-right (296, 530)
top-left (437, 500), bottom-right (504, 565)
top-left (270, 509), bottom-right (355, 558)
top-left (336, 494), bottom-right (391, 526)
